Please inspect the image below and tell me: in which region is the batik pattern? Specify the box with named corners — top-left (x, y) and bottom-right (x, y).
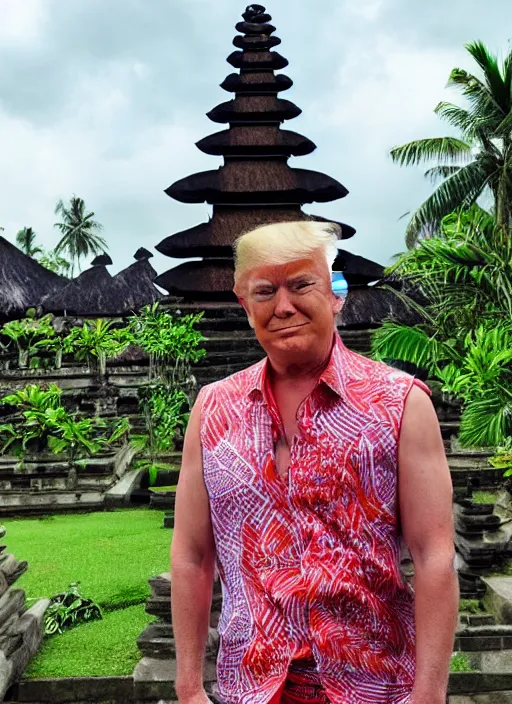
top-left (199, 335), bottom-right (429, 704)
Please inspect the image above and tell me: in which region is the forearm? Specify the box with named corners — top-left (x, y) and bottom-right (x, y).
top-left (171, 557), bottom-right (215, 698)
top-left (412, 553), bottom-right (459, 701)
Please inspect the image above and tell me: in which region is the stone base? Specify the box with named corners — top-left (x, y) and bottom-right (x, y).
top-left (133, 657), bottom-right (217, 701)
top-left (483, 578), bottom-right (512, 625)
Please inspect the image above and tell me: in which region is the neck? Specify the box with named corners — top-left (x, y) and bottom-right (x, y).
top-left (268, 336), bottom-right (335, 385)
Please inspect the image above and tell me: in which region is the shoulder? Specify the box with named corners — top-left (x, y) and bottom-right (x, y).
top-left (338, 346), bottom-right (431, 408)
top-left (196, 358), bottom-right (266, 410)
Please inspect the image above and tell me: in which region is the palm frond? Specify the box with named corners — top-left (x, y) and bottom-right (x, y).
top-left (371, 322), bottom-right (445, 374)
top-left (465, 41), bottom-right (510, 115)
top-left (404, 161), bottom-right (489, 246)
top-left (390, 137), bottom-right (472, 167)
top-left (434, 102), bottom-right (480, 140)
top-left (424, 165), bottom-right (461, 184)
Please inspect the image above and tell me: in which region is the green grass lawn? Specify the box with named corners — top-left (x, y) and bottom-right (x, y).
top-left (5, 508), bottom-right (172, 677)
top-left (24, 604), bottom-right (152, 677)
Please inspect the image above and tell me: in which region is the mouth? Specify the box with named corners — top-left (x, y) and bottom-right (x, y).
top-left (268, 322), bottom-right (309, 334)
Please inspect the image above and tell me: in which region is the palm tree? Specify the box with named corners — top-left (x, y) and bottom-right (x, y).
top-left (391, 41), bottom-right (512, 247)
top-left (16, 227), bottom-right (42, 257)
top-left (54, 196), bottom-right (108, 276)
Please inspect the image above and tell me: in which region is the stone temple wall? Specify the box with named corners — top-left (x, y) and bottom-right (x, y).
top-left (0, 526), bottom-right (49, 701)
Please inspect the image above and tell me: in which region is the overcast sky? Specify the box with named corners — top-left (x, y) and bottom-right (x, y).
top-left (0, 0), bottom-right (511, 278)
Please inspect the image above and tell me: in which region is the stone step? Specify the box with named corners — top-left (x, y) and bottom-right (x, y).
top-left (483, 577), bottom-right (512, 626)
top-left (194, 349), bottom-right (265, 367)
top-left (0, 490), bottom-right (104, 517)
top-left (464, 649), bottom-right (512, 672)
top-left (450, 467), bottom-right (504, 489)
top-left (456, 624), bottom-right (512, 652)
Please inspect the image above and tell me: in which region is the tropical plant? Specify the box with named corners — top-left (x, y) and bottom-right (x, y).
top-left (391, 41), bottom-right (512, 247)
top-left (127, 303), bottom-right (206, 383)
top-left (490, 438), bottom-right (512, 477)
top-left (38, 248), bottom-right (71, 277)
top-left (54, 196), bottom-right (107, 276)
top-left (16, 227), bottom-right (42, 257)
top-left (44, 582), bottom-right (102, 636)
top-left (1, 312), bottom-right (58, 368)
top-left (131, 384), bottom-right (189, 485)
top-left (63, 319), bottom-right (130, 377)
top-left (0, 384), bottom-right (130, 461)
top-left (371, 207), bottom-right (512, 448)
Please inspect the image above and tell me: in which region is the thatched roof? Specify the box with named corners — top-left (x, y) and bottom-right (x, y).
top-left (167, 164), bottom-right (348, 205)
top-left (42, 263), bottom-right (129, 316)
top-left (155, 249), bottom-right (385, 301)
top-left (339, 285), bottom-right (423, 328)
top-left (221, 72), bottom-right (293, 94)
top-left (156, 208), bottom-right (355, 259)
top-left (197, 126), bottom-right (315, 157)
top-left (0, 236), bottom-right (68, 320)
top-left (227, 50), bottom-right (288, 70)
top-left (42, 252), bottom-right (161, 317)
top-left (113, 255), bottom-right (162, 310)
top-left (156, 3), bottom-right (356, 300)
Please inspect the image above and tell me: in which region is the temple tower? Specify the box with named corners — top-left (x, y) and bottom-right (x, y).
top-left (155, 4), bottom-right (363, 300)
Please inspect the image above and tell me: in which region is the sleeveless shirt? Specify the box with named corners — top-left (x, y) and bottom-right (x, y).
top-left (198, 334), bottom-right (430, 704)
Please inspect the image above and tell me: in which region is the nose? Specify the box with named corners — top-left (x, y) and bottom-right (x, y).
top-left (273, 285), bottom-right (296, 318)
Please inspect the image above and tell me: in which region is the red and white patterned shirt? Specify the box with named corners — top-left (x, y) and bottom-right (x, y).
top-left (198, 334), bottom-right (430, 704)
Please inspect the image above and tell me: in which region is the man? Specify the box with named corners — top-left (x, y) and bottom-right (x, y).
top-left (171, 221), bottom-right (458, 704)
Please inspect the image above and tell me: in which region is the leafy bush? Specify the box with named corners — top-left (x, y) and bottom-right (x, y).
top-left (490, 438), bottom-right (512, 477)
top-left (127, 303), bottom-right (206, 383)
top-left (44, 582), bottom-right (102, 636)
top-left (63, 319), bottom-right (130, 376)
top-left (450, 652), bottom-right (473, 672)
top-left (0, 384), bottom-right (130, 461)
top-left (372, 206), bottom-right (512, 449)
top-left (1, 312), bottom-right (58, 368)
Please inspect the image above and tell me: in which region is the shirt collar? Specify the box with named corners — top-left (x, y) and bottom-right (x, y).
top-left (247, 332), bottom-right (349, 401)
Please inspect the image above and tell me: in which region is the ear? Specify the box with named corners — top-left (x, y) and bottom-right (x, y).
top-left (332, 293), bottom-right (344, 315)
top-left (235, 293), bottom-right (255, 329)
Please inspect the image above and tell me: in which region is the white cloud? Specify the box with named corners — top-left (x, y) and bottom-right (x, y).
top-left (0, 0), bottom-right (46, 43)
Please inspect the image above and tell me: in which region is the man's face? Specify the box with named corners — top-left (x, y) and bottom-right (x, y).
top-left (239, 252), bottom-right (342, 363)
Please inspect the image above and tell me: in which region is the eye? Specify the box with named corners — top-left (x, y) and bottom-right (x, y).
top-left (295, 281), bottom-right (313, 291)
top-left (253, 287), bottom-right (274, 298)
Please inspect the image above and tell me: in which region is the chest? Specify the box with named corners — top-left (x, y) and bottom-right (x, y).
top-left (205, 396), bottom-right (398, 519)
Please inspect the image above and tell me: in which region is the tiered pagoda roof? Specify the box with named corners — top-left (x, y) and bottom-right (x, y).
top-left (156, 4), bottom-right (382, 300)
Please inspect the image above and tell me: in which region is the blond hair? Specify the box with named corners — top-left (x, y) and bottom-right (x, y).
top-left (233, 220), bottom-right (340, 290)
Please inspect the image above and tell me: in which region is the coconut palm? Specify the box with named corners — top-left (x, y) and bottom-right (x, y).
top-left (16, 227), bottom-right (42, 257)
top-left (391, 41), bottom-right (512, 247)
top-left (54, 196), bottom-right (107, 276)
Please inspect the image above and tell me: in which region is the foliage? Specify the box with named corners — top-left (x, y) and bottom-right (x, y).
top-left (0, 384), bottom-right (130, 461)
top-left (132, 383), bottom-right (189, 485)
top-left (450, 652), bottom-right (474, 672)
top-left (128, 303), bottom-right (206, 383)
top-left (38, 248), bottom-right (71, 277)
top-left (54, 195), bottom-right (107, 276)
top-left (458, 599), bottom-right (482, 614)
top-left (63, 319), bottom-right (130, 376)
top-left (26, 603), bottom-right (153, 678)
top-left (44, 582), bottom-right (102, 636)
top-left (390, 41), bottom-right (512, 246)
top-left (1, 312), bottom-right (58, 368)
top-left (372, 206), bottom-right (512, 448)
top-left (16, 227), bottom-right (42, 257)
top-left (10, 509), bottom-right (168, 677)
top-left (471, 491), bottom-right (497, 505)
top-left (490, 438), bottom-right (512, 477)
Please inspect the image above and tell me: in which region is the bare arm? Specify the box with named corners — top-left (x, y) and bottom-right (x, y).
top-left (171, 394), bottom-right (216, 702)
top-left (398, 385), bottom-right (459, 704)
